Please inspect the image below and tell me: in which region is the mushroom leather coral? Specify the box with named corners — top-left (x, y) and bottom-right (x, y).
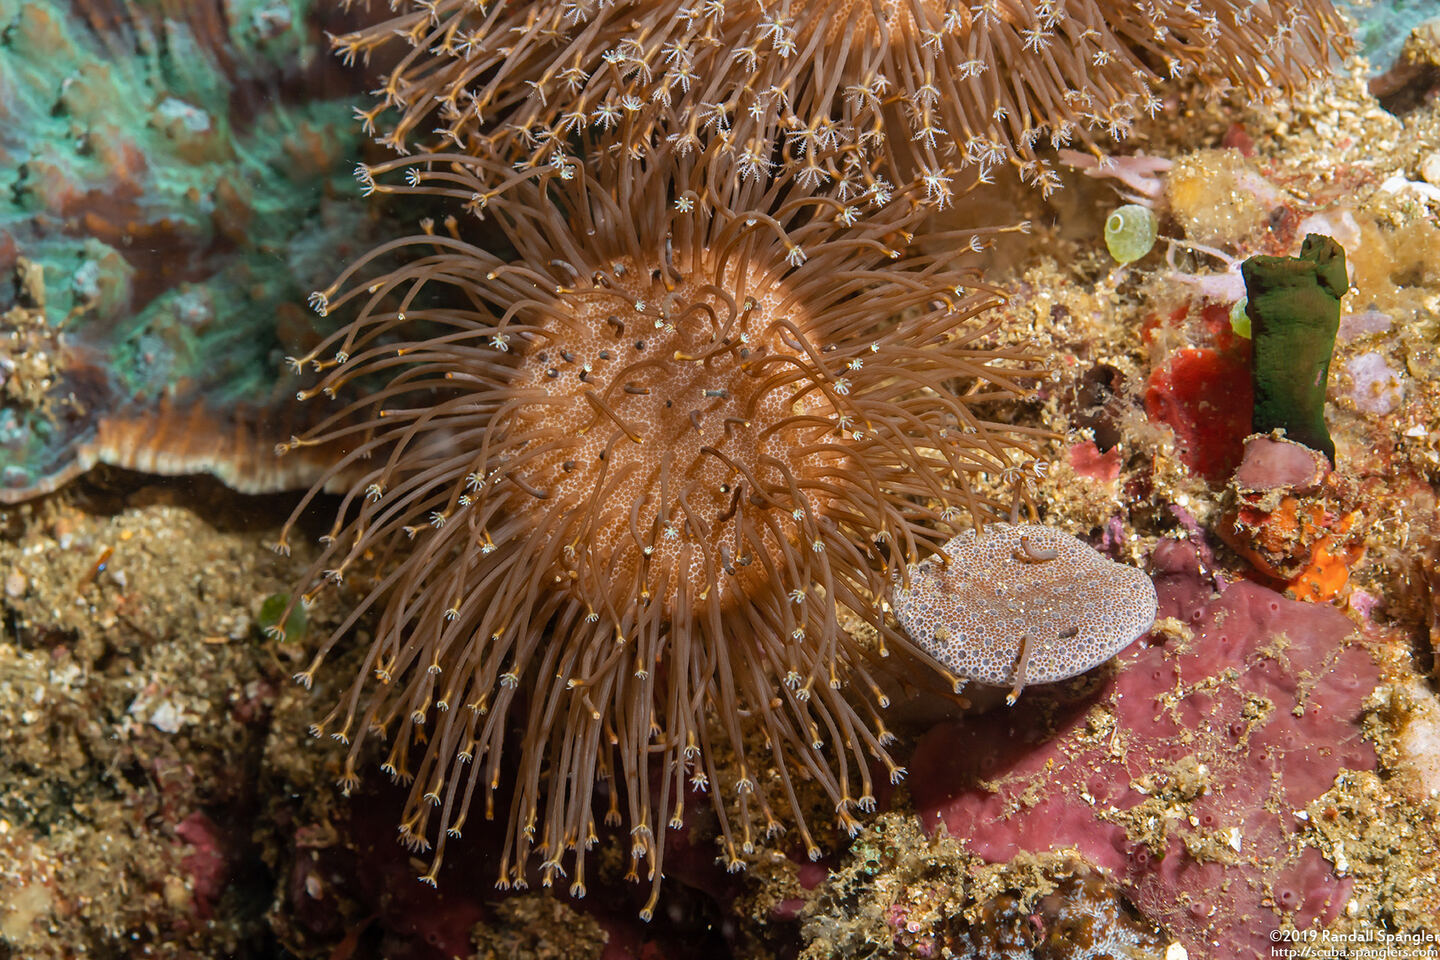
top-left (277, 142), bottom-right (1049, 914)
top-left (0, 0), bottom-right (386, 502)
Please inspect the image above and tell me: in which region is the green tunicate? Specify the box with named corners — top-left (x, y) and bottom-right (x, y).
top-left (1229, 297), bottom-right (1251, 339)
top-left (1241, 233), bottom-right (1348, 463)
top-left (1103, 204), bottom-right (1158, 264)
top-left (258, 592), bottom-right (307, 641)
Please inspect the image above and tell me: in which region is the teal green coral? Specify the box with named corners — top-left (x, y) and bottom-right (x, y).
top-left (0, 0), bottom-right (379, 494)
top-left (1241, 233), bottom-right (1348, 463)
top-left (1339, 0), bottom-right (1440, 72)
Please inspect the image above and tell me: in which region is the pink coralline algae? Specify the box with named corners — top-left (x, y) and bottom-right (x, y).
top-left (907, 540), bottom-right (1380, 956)
top-left (1067, 440), bottom-right (1123, 483)
top-left (175, 812), bottom-right (229, 921)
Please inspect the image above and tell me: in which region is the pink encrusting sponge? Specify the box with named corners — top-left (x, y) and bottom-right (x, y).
top-left (907, 540), bottom-right (1382, 956)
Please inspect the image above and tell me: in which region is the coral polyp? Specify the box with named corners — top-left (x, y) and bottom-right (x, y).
top-left (334, 0), bottom-right (1350, 200)
top-left (275, 144), bottom-right (1049, 913)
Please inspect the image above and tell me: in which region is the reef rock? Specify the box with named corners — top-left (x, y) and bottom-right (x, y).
top-left (908, 539), bottom-right (1380, 957)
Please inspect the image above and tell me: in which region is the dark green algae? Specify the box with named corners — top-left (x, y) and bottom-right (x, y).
top-left (1241, 233), bottom-right (1348, 464)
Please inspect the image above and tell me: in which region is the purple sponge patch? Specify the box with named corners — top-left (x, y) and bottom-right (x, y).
top-left (908, 540), bottom-right (1379, 956)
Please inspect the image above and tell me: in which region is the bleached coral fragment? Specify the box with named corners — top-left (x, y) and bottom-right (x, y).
top-left (891, 523), bottom-right (1156, 695)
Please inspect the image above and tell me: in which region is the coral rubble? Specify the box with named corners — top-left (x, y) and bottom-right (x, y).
top-left (801, 815), bottom-right (1170, 960)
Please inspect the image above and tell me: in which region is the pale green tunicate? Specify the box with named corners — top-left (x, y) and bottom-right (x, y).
top-left (1103, 204), bottom-right (1158, 264)
top-left (1230, 296), bottom-right (1252, 339)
